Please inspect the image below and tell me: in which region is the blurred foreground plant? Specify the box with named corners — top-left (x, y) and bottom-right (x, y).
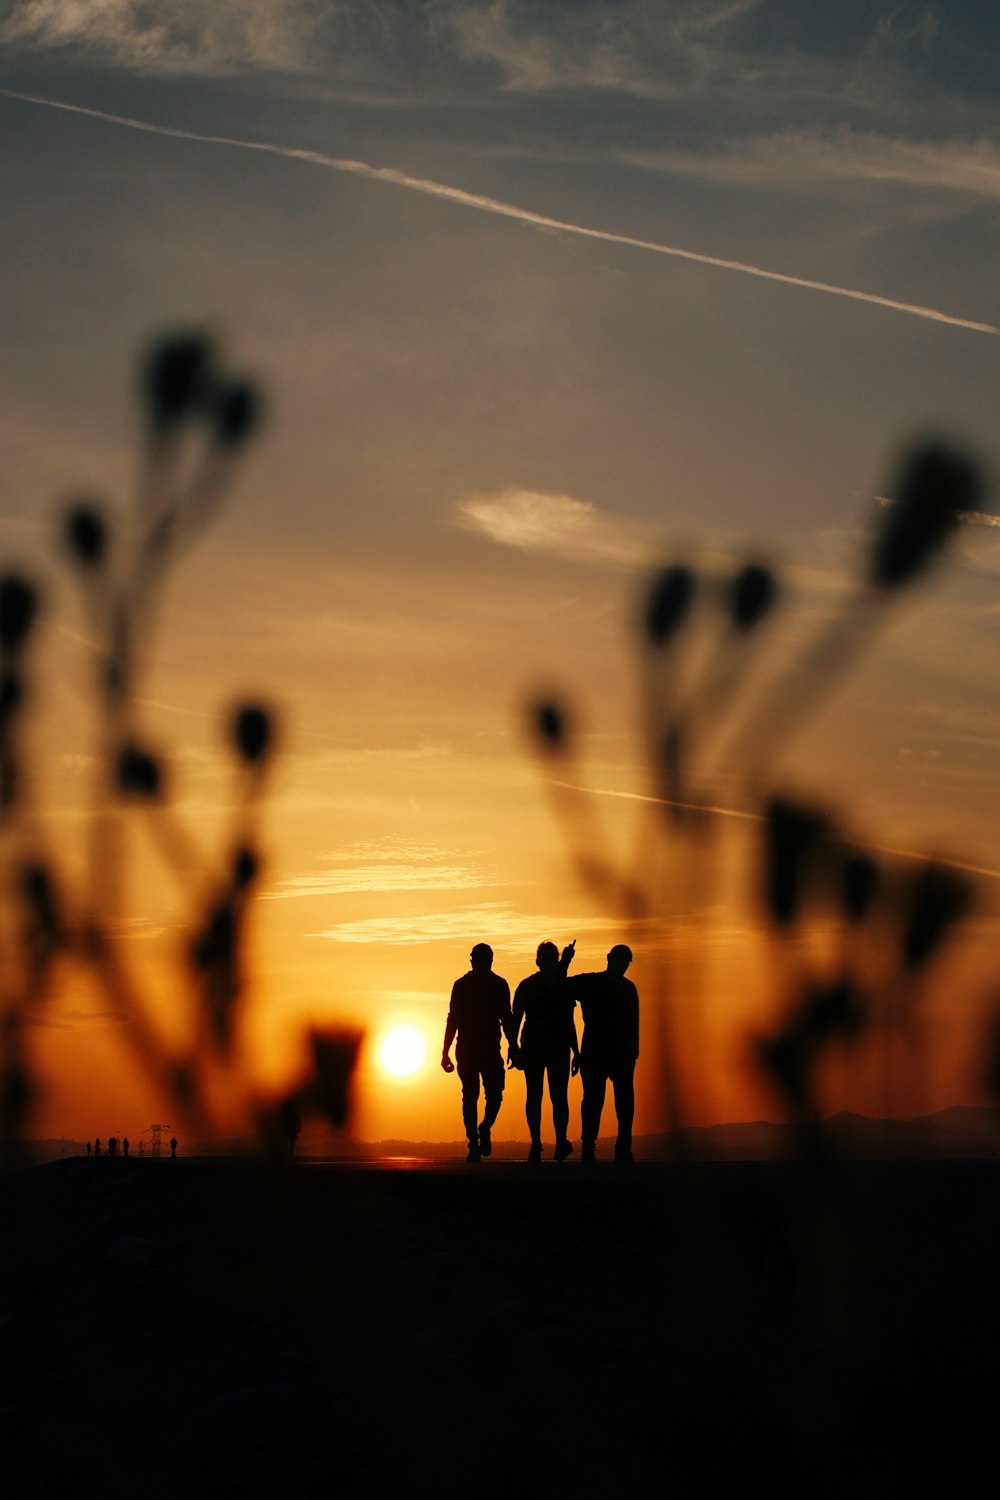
top-left (0, 333), bottom-right (361, 1166)
top-left (530, 437), bottom-right (991, 1149)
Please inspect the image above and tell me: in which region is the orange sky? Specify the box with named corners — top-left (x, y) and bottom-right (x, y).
top-left (3, 4), bottom-right (1000, 1146)
top-left (21, 583), bottom-right (1000, 1146)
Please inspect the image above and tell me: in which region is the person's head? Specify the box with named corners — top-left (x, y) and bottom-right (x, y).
top-left (535, 940), bottom-right (559, 973)
top-left (606, 944), bottom-right (633, 976)
top-left (470, 942), bottom-right (494, 972)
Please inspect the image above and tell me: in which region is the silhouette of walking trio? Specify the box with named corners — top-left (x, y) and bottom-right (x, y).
top-left (442, 940), bottom-right (639, 1163)
top-left (87, 1135), bottom-right (177, 1158)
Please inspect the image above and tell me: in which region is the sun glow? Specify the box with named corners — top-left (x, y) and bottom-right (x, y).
top-left (378, 1024), bottom-right (427, 1079)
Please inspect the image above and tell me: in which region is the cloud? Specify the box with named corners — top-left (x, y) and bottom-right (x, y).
top-left (312, 900), bottom-right (773, 952)
top-left (436, 0), bottom-right (966, 121)
top-left (311, 901), bottom-right (617, 944)
top-left (460, 492), bottom-right (859, 598)
top-left (2, 88), bottom-right (996, 337)
top-left (0, 0), bottom-right (321, 74)
top-left (623, 130), bottom-right (1000, 201)
top-left (0, 1), bottom-right (769, 97)
top-left (442, 0), bottom-right (765, 100)
top-left (104, 916), bottom-right (168, 940)
top-left (874, 494), bottom-right (1000, 528)
top-left (875, 493), bottom-right (1000, 582)
top-left (319, 839), bottom-right (479, 862)
top-left (272, 864), bottom-right (491, 896)
top-left (458, 488), bottom-right (647, 567)
top-left (861, 3), bottom-right (939, 71)
top-left (266, 839), bottom-right (500, 899)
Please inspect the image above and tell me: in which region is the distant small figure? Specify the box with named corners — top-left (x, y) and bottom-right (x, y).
top-left (138, 1139), bottom-right (144, 1157)
top-left (566, 945), bottom-right (640, 1162)
top-left (280, 1100), bottom-right (302, 1157)
top-left (94, 1137), bottom-right (102, 1157)
top-left (122, 1137), bottom-right (129, 1157)
top-left (442, 942), bottom-right (518, 1162)
top-left (169, 1136), bottom-right (178, 1157)
top-left (107, 1135), bottom-right (118, 1158)
top-left (86, 1141), bottom-right (91, 1157)
top-left (512, 940), bottom-right (579, 1162)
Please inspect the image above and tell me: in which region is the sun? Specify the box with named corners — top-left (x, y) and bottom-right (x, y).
top-left (378, 1024), bottom-right (427, 1079)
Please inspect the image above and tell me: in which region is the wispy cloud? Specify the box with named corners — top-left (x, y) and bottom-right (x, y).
top-left (2, 88), bottom-right (996, 337)
top-left (443, 0), bottom-right (764, 100)
top-left (875, 495), bottom-right (1000, 528)
top-left (318, 839), bottom-right (478, 863)
top-left (311, 901), bottom-right (617, 945)
top-left (623, 130), bottom-right (1000, 200)
top-left (460, 492), bottom-right (858, 597)
top-left (0, 1), bottom-right (774, 97)
top-left (273, 864), bottom-right (493, 897)
top-left (437, 0), bottom-right (967, 120)
top-left (458, 488), bottom-right (647, 567)
top-left (0, 0), bottom-right (321, 75)
top-left (312, 900), bottom-right (768, 952)
top-left (267, 838), bottom-right (498, 899)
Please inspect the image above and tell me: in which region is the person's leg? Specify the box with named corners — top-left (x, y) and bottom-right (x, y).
top-left (547, 1049), bottom-right (572, 1157)
top-left (480, 1053), bottom-right (505, 1155)
top-left (580, 1061), bottom-right (608, 1156)
top-left (611, 1064), bottom-right (636, 1158)
top-left (523, 1056), bottom-right (544, 1157)
top-left (458, 1066), bottom-right (481, 1148)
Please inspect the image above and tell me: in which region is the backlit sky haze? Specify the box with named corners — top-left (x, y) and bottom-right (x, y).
top-left (1, 1), bottom-right (999, 1144)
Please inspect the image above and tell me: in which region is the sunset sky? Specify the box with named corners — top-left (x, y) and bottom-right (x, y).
top-left (2, 1), bottom-right (999, 1146)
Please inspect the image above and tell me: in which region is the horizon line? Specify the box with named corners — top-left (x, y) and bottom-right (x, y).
top-left (25, 1101), bottom-right (1000, 1150)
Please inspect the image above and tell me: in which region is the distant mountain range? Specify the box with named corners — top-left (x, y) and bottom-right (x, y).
top-left (17, 1106), bottom-right (1000, 1163)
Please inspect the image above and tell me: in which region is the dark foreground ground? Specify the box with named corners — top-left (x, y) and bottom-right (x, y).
top-left (3, 1155), bottom-right (1000, 1497)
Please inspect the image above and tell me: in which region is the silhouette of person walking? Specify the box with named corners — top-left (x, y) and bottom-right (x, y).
top-left (122, 1137), bottom-right (129, 1157)
top-left (512, 941), bottom-right (579, 1161)
top-left (442, 942), bottom-right (519, 1162)
top-left (169, 1137), bottom-right (178, 1158)
top-left (108, 1135), bottom-right (118, 1158)
top-left (94, 1137), bottom-right (102, 1158)
top-left (86, 1141), bottom-right (91, 1157)
top-left (566, 945), bottom-right (639, 1162)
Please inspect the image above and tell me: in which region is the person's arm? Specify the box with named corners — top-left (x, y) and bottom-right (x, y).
top-left (507, 980), bottom-right (524, 1067)
top-left (441, 983), bottom-right (458, 1072)
top-left (560, 944), bottom-right (579, 1069)
top-left (627, 981), bottom-right (640, 1061)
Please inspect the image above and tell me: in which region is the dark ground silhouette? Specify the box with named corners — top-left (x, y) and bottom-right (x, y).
top-left (3, 1157), bottom-right (1000, 1497)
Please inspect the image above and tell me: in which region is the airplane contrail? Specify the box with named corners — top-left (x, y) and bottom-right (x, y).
top-left (3, 86), bottom-right (998, 337)
top-left (551, 780), bottom-right (1000, 881)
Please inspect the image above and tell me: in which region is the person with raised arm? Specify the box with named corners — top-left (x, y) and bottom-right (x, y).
top-left (511, 940), bottom-right (579, 1162)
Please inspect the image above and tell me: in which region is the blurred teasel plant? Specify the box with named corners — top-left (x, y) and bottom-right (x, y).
top-left (0, 332), bottom-right (361, 1166)
top-left (529, 437), bottom-right (989, 1148)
